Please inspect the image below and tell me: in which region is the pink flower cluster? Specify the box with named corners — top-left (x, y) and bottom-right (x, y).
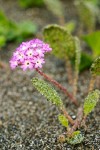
top-left (10, 39), bottom-right (52, 71)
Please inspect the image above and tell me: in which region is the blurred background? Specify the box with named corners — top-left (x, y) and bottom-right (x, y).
top-left (0, 0), bottom-right (100, 70)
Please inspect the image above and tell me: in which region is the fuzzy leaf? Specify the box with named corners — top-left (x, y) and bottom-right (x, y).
top-left (43, 24), bottom-right (75, 59)
top-left (32, 78), bottom-right (63, 107)
top-left (90, 56), bottom-right (100, 76)
top-left (58, 114), bottom-right (68, 127)
top-left (84, 89), bottom-right (100, 116)
top-left (44, 0), bottom-right (64, 18)
top-left (67, 131), bottom-right (84, 145)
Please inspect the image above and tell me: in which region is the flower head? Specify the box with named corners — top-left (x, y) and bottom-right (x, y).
top-left (34, 57), bottom-right (45, 68)
top-left (20, 59), bottom-right (34, 71)
top-left (9, 39), bottom-right (52, 71)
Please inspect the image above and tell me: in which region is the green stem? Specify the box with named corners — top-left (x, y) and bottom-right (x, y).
top-left (73, 73), bottom-right (78, 98)
top-left (59, 16), bottom-right (65, 26)
top-left (73, 37), bottom-right (81, 98)
top-left (89, 75), bottom-right (96, 92)
top-left (95, 76), bottom-right (100, 89)
top-left (61, 107), bottom-right (74, 125)
top-left (67, 107), bottom-right (83, 137)
top-left (65, 57), bottom-right (73, 85)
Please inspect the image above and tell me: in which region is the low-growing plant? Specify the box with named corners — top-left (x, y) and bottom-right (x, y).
top-left (9, 34), bottom-right (100, 145)
top-left (43, 24), bottom-right (81, 97)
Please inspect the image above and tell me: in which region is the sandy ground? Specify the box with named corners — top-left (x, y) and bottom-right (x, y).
top-left (0, 0), bottom-right (100, 149)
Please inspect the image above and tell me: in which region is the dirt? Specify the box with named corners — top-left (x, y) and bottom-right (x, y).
top-left (0, 0), bottom-right (100, 150)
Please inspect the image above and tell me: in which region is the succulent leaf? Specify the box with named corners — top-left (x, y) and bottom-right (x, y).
top-left (58, 114), bottom-right (68, 127)
top-left (84, 89), bottom-right (100, 116)
top-left (32, 78), bottom-right (63, 107)
top-left (67, 131), bottom-right (84, 145)
top-left (90, 56), bottom-right (100, 76)
top-left (43, 24), bottom-right (75, 59)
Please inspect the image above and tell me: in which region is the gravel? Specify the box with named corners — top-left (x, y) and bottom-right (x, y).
top-left (0, 56), bottom-right (100, 150)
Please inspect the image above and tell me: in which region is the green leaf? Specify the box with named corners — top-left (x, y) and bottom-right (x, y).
top-left (90, 56), bottom-right (100, 76)
top-left (43, 24), bottom-right (75, 59)
top-left (64, 21), bottom-right (76, 33)
top-left (84, 0), bottom-right (99, 6)
top-left (6, 22), bottom-right (19, 41)
top-left (32, 78), bottom-right (63, 107)
top-left (0, 10), bottom-right (13, 37)
top-left (84, 89), bottom-right (100, 116)
top-left (0, 36), bottom-right (6, 47)
top-left (58, 114), bottom-right (68, 127)
top-left (17, 21), bottom-right (37, 38)
top-left (44, 0), bottom-right (64, 18)
top-left (67, 131), bottom-right (84, 145)
top-left (0, 10), bottom-right (8, 23)
top-left (0, 10), bottom-right (37, 44)
top-left (18, 0), bottom-right (44, 8)
top-left (79, 52), bottom-right (93, 71)
top-left (83, 31), bottom-right (100, 57)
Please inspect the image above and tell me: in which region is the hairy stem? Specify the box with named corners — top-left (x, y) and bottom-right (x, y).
top-left (89, 75), bottom-right (96, 92)
top-left (67, 107), bottom-right (83, 137)
top-left (81, 115), bottom-right (87, 130)
top-left (65, 57), bottom-right (73, 85)
top-left (61, 107), bottom-right (74, 125)
top-left (73, 37), bottom-right (81, 98)
top-left (73, 74), bottom-right (78, 98)
top-left (59, 16), bottom-right (65, 26)
top-left (36, 69), bottom-right (78, 106)
top-left (95, 76), bottom-right (100, 89)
